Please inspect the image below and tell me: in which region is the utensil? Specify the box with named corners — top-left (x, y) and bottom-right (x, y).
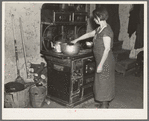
top-left (19, 17), bottom-right (28, 78)
top-left (11, 14), bottom-right (25, 84)
top-left (61, 42), bottom-right (80, 56)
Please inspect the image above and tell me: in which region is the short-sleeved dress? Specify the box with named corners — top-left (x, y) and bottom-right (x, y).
top-left (93, 24), bottom-right (115, 102)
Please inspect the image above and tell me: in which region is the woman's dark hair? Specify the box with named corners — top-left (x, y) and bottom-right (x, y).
top-left (92, 6), bottom-right (109, 21)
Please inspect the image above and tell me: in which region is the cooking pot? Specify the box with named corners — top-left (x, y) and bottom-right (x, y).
top-left (51, 41), bottom-right (62, 53)
top-left (61, 43), bottom-right (81, 56)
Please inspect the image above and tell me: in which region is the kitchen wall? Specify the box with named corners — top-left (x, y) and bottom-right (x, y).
top-left (4, 3), bottom-right (44, 84)
top-left (119, 4), bottom-right (133, 50)
top-left (119, 4), bottom-right (143, 58)
top-left (4, 3), bottom-right (138, 84)
top-left (86, 4), bottom-right (96, 32)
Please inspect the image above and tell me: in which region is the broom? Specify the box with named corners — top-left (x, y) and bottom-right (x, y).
top-left (11, 14), bottom-right (25, 84)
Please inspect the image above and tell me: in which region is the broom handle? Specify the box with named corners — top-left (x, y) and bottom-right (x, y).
top-left (12, 14), bottom-right (20, 77)
top-left (19, 17), bottom-right (28, 78)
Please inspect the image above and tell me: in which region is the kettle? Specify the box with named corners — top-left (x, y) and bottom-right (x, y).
top-left (50, 41), bottom-right (62, 53)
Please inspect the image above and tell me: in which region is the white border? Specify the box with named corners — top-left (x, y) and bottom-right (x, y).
top-left (2, 1), bottom-right (148, 120)
top-left (2, 1), bottom-right (147, 4)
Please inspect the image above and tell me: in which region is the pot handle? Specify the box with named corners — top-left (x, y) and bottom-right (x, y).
top-left (50, 41), bottom-right (54, 48)
top-left (67, 41), bottom-right (75, 45)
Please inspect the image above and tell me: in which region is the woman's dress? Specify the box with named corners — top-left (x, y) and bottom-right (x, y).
top-left (93, 24), bottom-right (115, 102)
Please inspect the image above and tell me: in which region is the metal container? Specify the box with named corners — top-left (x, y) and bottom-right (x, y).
top-left (4, 86), bottom-right (30, 108)
top-left (51, 41), bottom-right (62, 53)
top-left (30, 85), bottom-right (46, 108)
top-left (61, 43), bottom-right (80, 56)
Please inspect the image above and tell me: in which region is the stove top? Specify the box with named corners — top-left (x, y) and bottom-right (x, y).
top-left (41, 49), bottom-right (93, 59)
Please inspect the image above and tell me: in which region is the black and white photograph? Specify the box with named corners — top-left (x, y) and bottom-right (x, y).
top-left (2, 1), bottom-right (148, 120)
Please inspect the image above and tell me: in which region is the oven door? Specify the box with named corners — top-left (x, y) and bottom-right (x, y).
top-left (83, 57), bottom-right (96, 76)
top-left (47, 62), bottom-right (71, 102)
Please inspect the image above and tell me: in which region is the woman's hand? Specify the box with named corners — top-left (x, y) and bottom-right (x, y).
top-left (70, 30), bottom-right (95, 44)
top-left (97, 64), bottom-right (103, 73)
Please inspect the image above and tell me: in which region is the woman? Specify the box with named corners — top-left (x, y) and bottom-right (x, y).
top-left (71, 6), bottom-right (115, 108)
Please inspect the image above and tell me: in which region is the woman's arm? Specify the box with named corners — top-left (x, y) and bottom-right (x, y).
top-left (71, 30), bottom-right (96, 44)
top-left (97, 36), bottom-right (111, 73)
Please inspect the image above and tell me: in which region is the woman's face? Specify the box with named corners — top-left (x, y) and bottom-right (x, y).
top-left (94, 16), bottom-right (101, 25)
